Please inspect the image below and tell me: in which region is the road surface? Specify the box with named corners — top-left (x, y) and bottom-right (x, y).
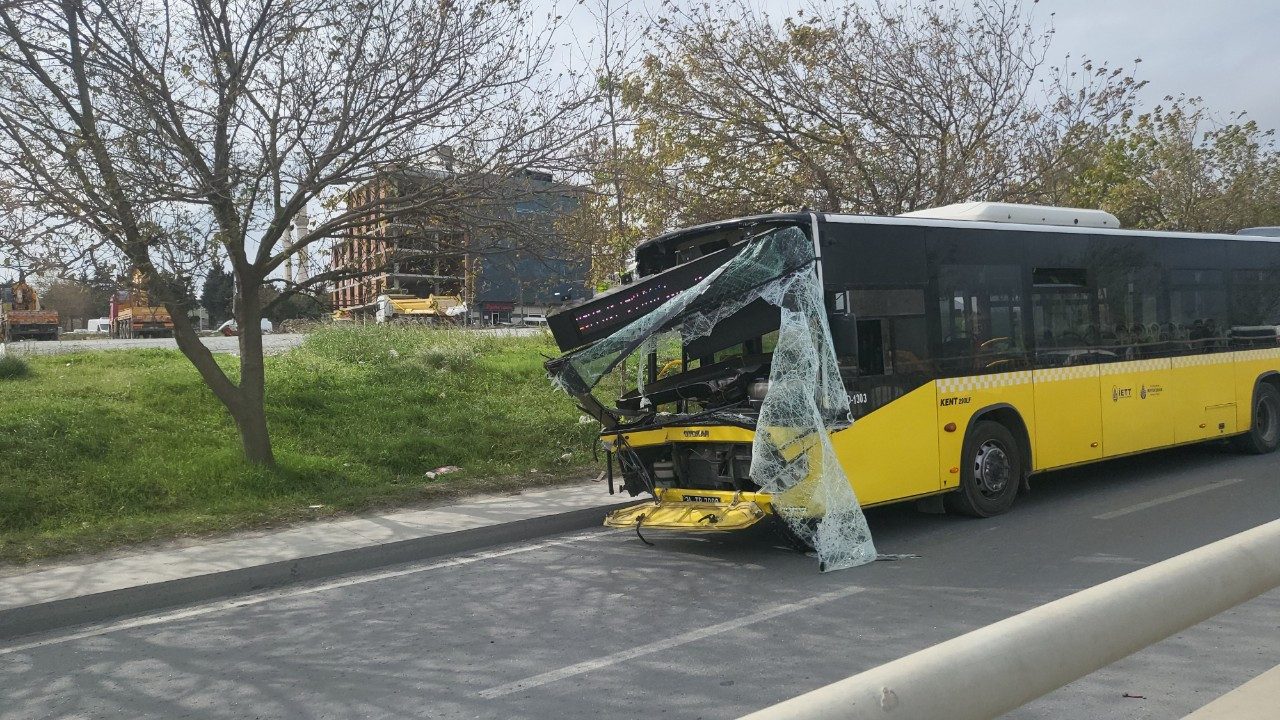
top-left (1, 444), bottom-right (1277, 719)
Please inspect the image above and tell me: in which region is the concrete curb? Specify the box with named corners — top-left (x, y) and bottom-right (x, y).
top-left (0, 500), bottom-right (635, 642)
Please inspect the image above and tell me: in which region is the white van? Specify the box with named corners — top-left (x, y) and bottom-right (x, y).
top-left (215, 318), bottom-right (273, 336)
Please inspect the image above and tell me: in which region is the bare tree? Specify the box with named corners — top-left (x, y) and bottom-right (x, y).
top-left (37, 274), bottom-right (113, 326)
top-left (552, 0), bottom-right (647, 287)
top-left (0, 0), bottom-right (591, 464)
top-left (621, 0), bottom-right (1143, 226)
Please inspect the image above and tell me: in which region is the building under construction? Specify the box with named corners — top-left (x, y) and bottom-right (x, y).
top-left (328, 168), bottom-right (590, 324)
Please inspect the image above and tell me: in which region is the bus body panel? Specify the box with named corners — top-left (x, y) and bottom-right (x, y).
top-left (1235, 348), bottom-right (1280, 430)
top-left (829, 381), bottom-right (940, 506)
top-left (1099, 359), bottom-right (1175, 457)
top-left (1173, 353), bottom-right (1238, 442)
top-left (619, 426), bottom-right (756, 447)
top-left (934, 371), bottom-right (1036, 488)
top-left (1032, 364), bottom-right (1104, 469)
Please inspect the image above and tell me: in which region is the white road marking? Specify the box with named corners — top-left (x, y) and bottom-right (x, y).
top-left (1071, 555), bottom-right (1147, 565)
top-left (477, 585), bottom-right (866, 699)
top-left (1093, 478), bottom-right (1247, 521)
top-left (0, 530), bottom-right (609, 656)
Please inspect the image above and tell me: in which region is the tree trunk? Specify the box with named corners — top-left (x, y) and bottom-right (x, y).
top-left (168, 288), bottom-right (276, 466)
top-left (224, 389), bottom-right (276, 466)
top-left (233, 282), bottom-right (275, 466)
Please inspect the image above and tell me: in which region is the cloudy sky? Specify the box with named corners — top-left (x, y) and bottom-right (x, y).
top-left (1048, 0), bottom-right (1280, 132)
top-left (555, 0), bottom-right (1280, 133)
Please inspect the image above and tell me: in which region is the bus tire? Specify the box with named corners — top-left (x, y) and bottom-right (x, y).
top-left (1234, 383), bottom-right (1280, 455)
top-left (946, 420), bottom-right (1020, 518)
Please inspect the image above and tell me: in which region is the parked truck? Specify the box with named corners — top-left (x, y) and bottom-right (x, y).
top-left (110, 279), bottom-right (173, 339)
top-left (375, 293), bottom-right (466, 323)
top-left (1, 275), bottom-right (60, 342)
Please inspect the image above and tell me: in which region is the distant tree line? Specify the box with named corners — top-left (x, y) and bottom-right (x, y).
top-left (565, 0), bottom-right (1280, 284)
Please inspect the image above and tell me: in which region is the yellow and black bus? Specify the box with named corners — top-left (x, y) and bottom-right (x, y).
top-left (545, 204), bottom-right (1280, 532)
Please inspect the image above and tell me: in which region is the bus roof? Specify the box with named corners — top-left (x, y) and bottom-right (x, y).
top-left (826, 212), bottom-right (1280, 243)
top-left (632, 207), bottom-right (1280, 253)
top-left (897, 202), bottom-right (1121, 228)
top-left (1238, 227), bottom-right (1280, 237)
top-left (632, 212), bottom-right (809, 253)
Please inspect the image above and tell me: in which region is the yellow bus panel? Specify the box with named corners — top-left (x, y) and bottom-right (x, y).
top-left (607, 351), bottom-right (1280, 517)
top-left (1032, 364), bottom-right (1103, 469)
top-left (1234, 348), bottom-right (1280, 431)
top-left (619, 425), bottom-right (757, 447)
top-left (1172, 353), bottom-right (1237, 442)
top-left (1099, 359), bottom-right (1174, 457)
top-left (831, 382), bottom-right (940, 506)
top-left (935, 371), bottom-right (1036, 489)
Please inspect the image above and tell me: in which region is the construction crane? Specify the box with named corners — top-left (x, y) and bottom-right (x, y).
top-left (1, 271), bottom-right (60, 342)
top-left (110, 270), bottom-right (174, 339)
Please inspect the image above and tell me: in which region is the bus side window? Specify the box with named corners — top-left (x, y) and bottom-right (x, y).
top-left (1230, 267), bottom-right (1280, 347)
top-left (1094, 265), bottom-right (1161, 361)
top-left (1168, 269), bottom-right (1227, 353)
top-left (856, 319), bottom-right (885, 375)
top-left (827, 290), bottom-right (860, 365)
top-left (937, 265), bottom-right (1025, 374)
top-left (844, 288), bottom-right (928, 378)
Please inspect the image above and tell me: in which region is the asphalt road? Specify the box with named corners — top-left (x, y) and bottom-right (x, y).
top-left (2, 444), bottom-right (1277, 719)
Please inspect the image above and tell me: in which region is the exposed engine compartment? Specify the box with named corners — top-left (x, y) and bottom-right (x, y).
top-left (618, 440), bottom-right (757, 496)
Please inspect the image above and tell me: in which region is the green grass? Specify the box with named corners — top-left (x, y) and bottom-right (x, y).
top-left (0, 326), bottom-right (600, 564)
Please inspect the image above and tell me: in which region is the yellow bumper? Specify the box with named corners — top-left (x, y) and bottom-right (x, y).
top-left (604, 489), bottom-right (772, 531)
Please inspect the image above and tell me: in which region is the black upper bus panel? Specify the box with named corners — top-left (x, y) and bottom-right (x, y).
top-left (547, 214), bottom-right (809, 352)
top-left (633, 213), bottom-right (809, 276)
top-left (546, 242), bottom-right (742, 352)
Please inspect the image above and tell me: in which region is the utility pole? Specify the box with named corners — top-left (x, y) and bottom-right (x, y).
top-left (282, 224), bottom-right (294, 285)
top-left (294, 206), bottom-right (310, 283)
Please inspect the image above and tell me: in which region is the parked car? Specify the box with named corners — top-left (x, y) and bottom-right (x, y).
top-left (216, 318), bottom-right (273, 336)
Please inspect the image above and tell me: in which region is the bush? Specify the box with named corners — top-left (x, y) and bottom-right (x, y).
top-left (0, 354), bottom-right (30, 380)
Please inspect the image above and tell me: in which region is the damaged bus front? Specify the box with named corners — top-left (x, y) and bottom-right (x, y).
top-left (545, 216), bottom-right (877, 571)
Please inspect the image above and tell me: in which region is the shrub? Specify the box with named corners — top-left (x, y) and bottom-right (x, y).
top-left (0, 354), bottom-right (30, 380)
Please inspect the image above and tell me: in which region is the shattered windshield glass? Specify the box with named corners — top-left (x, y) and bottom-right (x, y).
top-left (549, 226), bottom-right (876, 571)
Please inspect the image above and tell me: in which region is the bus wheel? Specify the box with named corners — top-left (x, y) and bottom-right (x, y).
top-left (1234, 383), bottom-right (1280, 454)
top-left (946, 420), bottom-right (1020, 518)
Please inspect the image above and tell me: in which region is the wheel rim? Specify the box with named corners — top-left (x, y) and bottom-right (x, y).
top-left (1258, 395), bottom-right (1279, 446)
top-left (973, 440), bottom-right (1012, 497)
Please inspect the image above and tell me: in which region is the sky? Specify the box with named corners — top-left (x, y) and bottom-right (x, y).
top-left (553, 0), bottom-right (1280, 134)
top-left (1047, 0), bottom-right (1280, 133)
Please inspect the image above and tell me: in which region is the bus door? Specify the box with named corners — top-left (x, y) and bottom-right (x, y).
top-left (1030, 270), bottom-right (1105, 468)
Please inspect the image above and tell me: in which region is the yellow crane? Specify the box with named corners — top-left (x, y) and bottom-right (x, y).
top-left (1, 273), bottom-right (60, 342)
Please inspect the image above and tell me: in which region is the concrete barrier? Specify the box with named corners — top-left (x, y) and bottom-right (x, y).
top-left (741, 518), bottom-right (1280, 720)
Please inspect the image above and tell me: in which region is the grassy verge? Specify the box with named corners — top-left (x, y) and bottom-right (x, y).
top-left (0, 326), bottom-right (600, 564)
